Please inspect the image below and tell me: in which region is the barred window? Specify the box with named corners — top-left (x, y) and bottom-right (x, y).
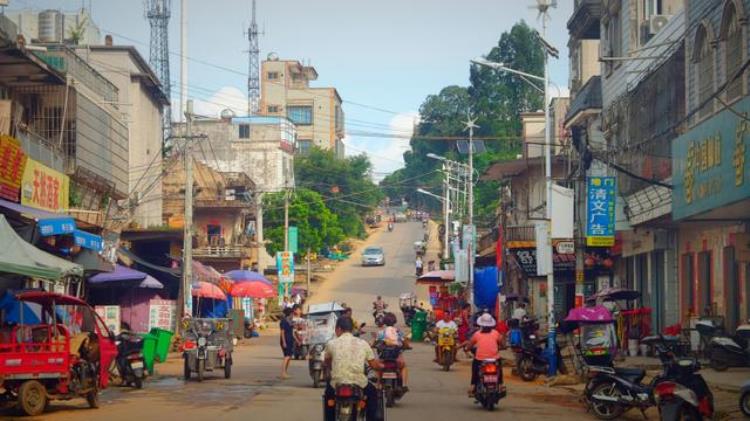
top-left (695, 26), bottom-right (714, 119)
top-left (724, 3), bottom-right (744, 101)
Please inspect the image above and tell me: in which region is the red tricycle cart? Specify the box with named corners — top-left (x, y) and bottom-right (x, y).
top-left (0, 292), bottom-right (117, 416)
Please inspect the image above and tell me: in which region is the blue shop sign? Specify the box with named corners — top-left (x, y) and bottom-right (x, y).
top-left (672, 96), bottom-right (750, 220)
top-left (586, 177), bottom-right (616, 247)
top-left (37, 217), bottom-right (76, 236)
top-left (73, 229), bottom-right (103, 252)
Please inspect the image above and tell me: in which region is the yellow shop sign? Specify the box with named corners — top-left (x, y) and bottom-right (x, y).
top-left (21, 159), bottom-right (69, 212)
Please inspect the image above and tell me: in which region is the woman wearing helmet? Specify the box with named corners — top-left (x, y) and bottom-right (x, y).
top-left (375, 312), bottom-right (409, 392)
top-left (462, 313), bottom-right (504, 396)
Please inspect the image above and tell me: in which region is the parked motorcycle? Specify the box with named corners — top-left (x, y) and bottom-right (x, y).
top-left (309, 343), bottom-right (326, 388)
top-left (474, 359), bottom-right (506, 411)
top-left (436, 328), bottom-right (457, 371)
top-left (740, 379), bottom-right (750, 417)
top-left (511, 318), bottom-right (564, 381)
top-left (110, 331), bottom-right (146, 389)
top-left (706, 322), bottom-right (750, 371)
top-left (584, 336), bottom-right (689, 420)
top-left (653, 358), bottom-right (714, 421)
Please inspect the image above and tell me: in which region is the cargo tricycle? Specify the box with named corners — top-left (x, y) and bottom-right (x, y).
top-left (182, 318), bottom-right (233, 381)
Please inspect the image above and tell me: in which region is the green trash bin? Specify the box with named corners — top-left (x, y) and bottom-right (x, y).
top-left (149, 328), bottom-right (174, 363)
top-left (140, 333), bottom-right (158, 374)
top-left (411, 310), bottom-right (427, 342)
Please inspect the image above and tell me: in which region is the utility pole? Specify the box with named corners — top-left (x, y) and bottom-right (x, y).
top-left (465, 116), bottom-right (478, 310)
top-left (443, 163), bottom-right (450, 260)
top-left (306, 247), bottom-right (311, 299)
top-left (180, 99), bottom-right (194, 319)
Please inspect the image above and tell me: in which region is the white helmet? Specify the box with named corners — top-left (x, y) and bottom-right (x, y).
top-left (477, 313), bottom-right (496, 327)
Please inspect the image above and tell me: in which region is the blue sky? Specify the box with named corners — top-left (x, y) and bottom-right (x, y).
top-left (12, 0), bottom-right (573, 178)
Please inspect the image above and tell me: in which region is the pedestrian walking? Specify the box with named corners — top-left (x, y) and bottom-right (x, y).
top-left (279, 307), bottom-right (296, 379)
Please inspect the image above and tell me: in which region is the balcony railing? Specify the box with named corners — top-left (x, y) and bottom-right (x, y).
top-left (193, 246), bottom-right (246, 258)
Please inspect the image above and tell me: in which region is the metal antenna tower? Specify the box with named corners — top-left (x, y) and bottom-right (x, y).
top-left (145, 0), bottom-right (172, 144)
top-left (247, 0), bottom-right (260, 115)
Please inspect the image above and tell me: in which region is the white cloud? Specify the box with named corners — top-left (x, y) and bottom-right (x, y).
top-left (347, 111), bottom-right (418, 182)
top-left (174, 86), bottom-right (248, 120)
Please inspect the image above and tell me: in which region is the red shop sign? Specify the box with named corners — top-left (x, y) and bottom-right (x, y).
top-left (0, 135), bottom-right (27, 202)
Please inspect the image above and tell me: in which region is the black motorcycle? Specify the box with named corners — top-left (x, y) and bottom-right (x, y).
top-left (653, 358), bottom-right (714, 421)
top-left (110, 331), bottom-right (145, 389)
top-left (511, 318), bottom-right (564, 381)
top-left (474, 359), bottom-right (506, 411)
top-left (376, 343), bottom-right (406, 407)
top-left (706, 322), bottom-right (750, 371)
top-left (584, 335), bottom-right (679, 420)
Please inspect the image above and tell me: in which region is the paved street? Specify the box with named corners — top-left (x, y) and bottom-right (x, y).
top-left (7, 222), bottom-right (739, 421)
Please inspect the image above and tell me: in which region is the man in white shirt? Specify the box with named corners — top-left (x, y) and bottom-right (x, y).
top-left (433, 312), bottom-right (458, 363)
top-left (512, 303), bottom-right (528, 321)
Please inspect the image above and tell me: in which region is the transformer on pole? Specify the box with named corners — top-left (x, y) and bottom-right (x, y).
top-left (145, 0), bottom-right (172, 145)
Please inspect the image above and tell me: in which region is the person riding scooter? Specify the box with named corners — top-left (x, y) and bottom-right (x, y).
top-left (372, 296), bottom-right (387, 323)
top-left (433, 311), bottom-right (458, 363)
top-left (462, 313), bottom-right (504, 397)
top-left (374, 313), bottom-right (409, 393)
top-left (387, 222), bottom-right (394, 232)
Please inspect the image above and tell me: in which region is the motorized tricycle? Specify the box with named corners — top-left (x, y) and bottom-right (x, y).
top-left (306, 302), bottom-right (344, 388)
top-left (182, 317), bottom-right (233, 381)
top-left (0, 291), bottom-right (117, 416)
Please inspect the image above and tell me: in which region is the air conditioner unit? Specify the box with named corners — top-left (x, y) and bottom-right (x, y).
top-left (649, 15), bottom-right (670, 35)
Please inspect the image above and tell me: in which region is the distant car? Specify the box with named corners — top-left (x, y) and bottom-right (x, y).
top-left (361, 246), bottom-right (385, 266)
top-left (394, 213), bottom-right (407, 223)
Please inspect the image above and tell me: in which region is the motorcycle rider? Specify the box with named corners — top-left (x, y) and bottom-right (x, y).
top-left (323, 316), bottom-right (384, 421)
top-left (462, 313), bottom-right (504, 397)
top-left (374, 312), bottom-right (409, 392)
top-left (415, 256), bottom-right (424, 277)
top-left (434, 311), bottom-right (458, 363)
top-left (372, 296), bottom-right (387, 320)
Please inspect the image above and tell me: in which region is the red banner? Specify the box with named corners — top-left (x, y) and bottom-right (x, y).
top-left (0, 136), bottom-right (27, 202)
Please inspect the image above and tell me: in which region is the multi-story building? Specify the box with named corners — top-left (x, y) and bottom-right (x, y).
top-left (259, 56), bottom-right (345, 158)
top-left (7, 8), bottom-right (101, 46)
top-left (74, 36), bottom-right (169, 229)
top-left (671, 0), bottom-right (750, 331)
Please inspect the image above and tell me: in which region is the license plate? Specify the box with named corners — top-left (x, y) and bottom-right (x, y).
top-left (382, 372), bottom-right (398, 379)
top-left (131, 361), bottom-right (144, 369)
top-left (483, 375), bottom-right (498, 383)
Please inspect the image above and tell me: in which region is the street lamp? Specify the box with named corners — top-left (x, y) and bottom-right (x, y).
top-left (472, 40), bottom-right (559, 376)
top-left (416, 188), bottom-right (444, 202)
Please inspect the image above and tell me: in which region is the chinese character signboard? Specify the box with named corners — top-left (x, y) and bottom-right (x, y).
top-left (95, 305), bottom-right (121, 335)
top-left (586, 177), bottom-right (616, 246)
top-left (672, 96), bottom-right (750, 220)
top-left (288, 226), bottom-right (298, 254)
top-left (149, 299), bottom-right (176, 331)
top-left (277, 251), bottom-right (294, 284)
top-left (0, 135), bottom-right (27, 202)
top-left (21, 158), bottom-right (69, 212)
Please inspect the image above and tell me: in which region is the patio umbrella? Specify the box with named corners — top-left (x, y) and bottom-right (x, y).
top-left (225, 270), bottom-right (272, 285)
top-left (416, 270), bottom-right (455, 284)
top-left (230, 280), bottom-right (276, 298)
top-left (590, 287), bottom-right (641, 302)
top-left (564, 305), bottom-right (614, 323)
top-left (192, 281), bottom-right (227, 301)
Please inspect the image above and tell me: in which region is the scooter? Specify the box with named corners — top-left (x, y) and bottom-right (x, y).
top-left (511, 318), bottom-right (564, 381)
top-left (387, 223), bottom-right (394, 232)
top-left (111, 331), bottom-right (146, 389)
top-left (436, 328), bottom-right (457, 371)
top-left (308, 343), bottom-right (326, 388)
top-left (377, 344), bottom-right (406, 407)
top-left (474, 359), bottom-right (506, 411)
top-left (706, 322), bottom-right (750, 371)
top-left (330, 383), bottom-right (367, 421)
top-left (653, 358), bottom-right (714, 421)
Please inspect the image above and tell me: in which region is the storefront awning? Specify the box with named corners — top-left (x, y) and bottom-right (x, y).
top-left (73, 248), bottom-right (114, 275)
top-left (0, 198), bottom-right (75, 236)
top-left (73, 229), bottom-right (103, 251)
top-left (89, 264), bottom-right (163, 289)
top-left (0, 215), bottom-right (83, 280)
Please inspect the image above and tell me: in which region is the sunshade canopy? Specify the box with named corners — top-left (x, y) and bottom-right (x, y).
top-left (89, 264), bottom-right (163, 289)
top-left (564, 305), bottom-right (614, 324)
top-left (192, 281), bottom-right (227, 300)
top-left (225, 270), bottom-right (272, 285)
top-left (416, 270), bottom-right (455, 284)
top-left (0, 215), bottom-right (83, 280)
top-left (230, 280), bottom-right (275, 298)
top-left (307, 302), bottom-right (345, 315)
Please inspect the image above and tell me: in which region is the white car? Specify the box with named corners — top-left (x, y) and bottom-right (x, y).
top-left (361, 246), bottom-right (385, 266)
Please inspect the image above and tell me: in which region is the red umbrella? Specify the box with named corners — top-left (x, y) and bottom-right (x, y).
top-left (231, 280), bottom-right (276, 298)
top-left (416, 270), bottom-right (455, 284)
top-left (192, 281), bottom-right (227, 300)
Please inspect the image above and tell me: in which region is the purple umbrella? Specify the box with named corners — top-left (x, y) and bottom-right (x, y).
top-left (224, 270), bottom-right (272, 285)
top-left (564, 305), bottom-right (614, 323)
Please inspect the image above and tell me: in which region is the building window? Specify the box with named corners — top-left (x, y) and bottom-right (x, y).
top-left (297, 139), bottom-right (312, 155)
top-left (239, 124), bottom-right (250, 139)
top-left (267, 71), bottom-right (279, 80)
top-left (267, 105), bottom-right (280, 113)
top-left (681, 253), bottom-right (695, 317)
top-left (722, 2), bottom-right (745, 101)
top-left (287, 106), bottom-right (313, 125)
top-left (694, 25), bottom-right (715, 119)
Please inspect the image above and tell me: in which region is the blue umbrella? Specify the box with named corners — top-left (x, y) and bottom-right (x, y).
top-left (224, 270), bottom-right (272, 285)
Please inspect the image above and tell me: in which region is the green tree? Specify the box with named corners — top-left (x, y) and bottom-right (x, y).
top-left (295, 148), bottom-right (383, 238)
top-left (262, 188), bottom-right (344, 256)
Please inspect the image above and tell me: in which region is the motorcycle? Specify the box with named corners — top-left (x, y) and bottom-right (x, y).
top-left (653, 358), bottom-right (714, 421)
top-left (511, 318), bottom-right (564, 381)
top-left (740, 379), bottom-right (750, 417)
top-left (706, 321), bottom-right (750, 371)
top-left (474, 359), bottom-right (506, 411)
top-left (183, 318), bottom-right (233, 382)
top-left (376, 343), bottom-right (406, 407)
top-left (583, 336), bottom-right (689, 420)
top-left (110, 331), bottom-right (146, 389)
top-left (387, 223), bottom-right (394, 232)
top-left (436, 328), bottom-right (457, 371)
top-left (330, 383), bottom-right (367, 421)
top-left (309, 343), bottom-right (326, 388)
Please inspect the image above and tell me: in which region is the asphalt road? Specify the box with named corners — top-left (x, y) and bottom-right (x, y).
top-left (7, 222), bottom-right (739, 420)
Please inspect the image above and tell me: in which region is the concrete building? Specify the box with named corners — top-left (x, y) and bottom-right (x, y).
top-left (74, 38), bottom-right (169, 229)
top-left (259, 57), bottom-right (345, 157)
top-left (7, 8), bottom-right (101, 45)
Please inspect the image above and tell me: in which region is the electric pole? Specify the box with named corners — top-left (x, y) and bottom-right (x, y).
top-left (465, 115), bottom-right (478, 310)
top-left (443, 163), bottom-right (450, 260)
top-left (181, 99), bottom-right (194, 319)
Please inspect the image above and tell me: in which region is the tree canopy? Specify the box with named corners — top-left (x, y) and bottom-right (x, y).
top-left (381, 21), bottom-right (544, 226)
